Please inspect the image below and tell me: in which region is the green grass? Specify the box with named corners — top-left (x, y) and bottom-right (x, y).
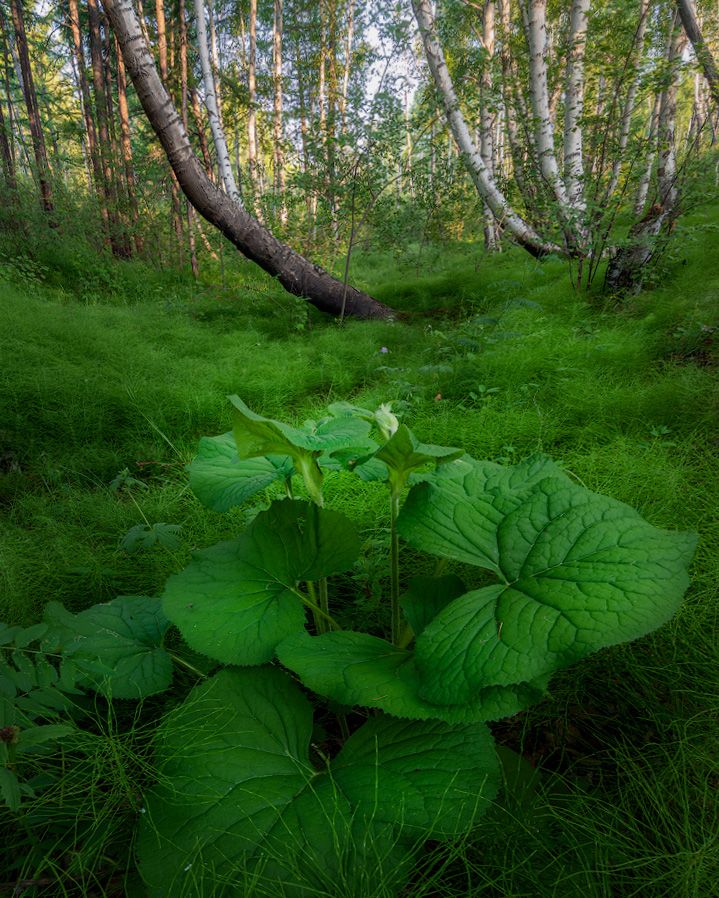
top-left (1, 201), bottom-right (718, 896)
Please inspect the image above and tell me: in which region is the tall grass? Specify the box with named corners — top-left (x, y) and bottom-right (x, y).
top-left (1, 199), bottom-right (718, 896)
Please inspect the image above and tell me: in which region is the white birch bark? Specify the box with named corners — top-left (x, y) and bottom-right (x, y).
top-left (272, 0), bottom-right (286, 224)
top-left (606, 0), bottom-right (651, 199)
top-left (634, 94), bottom-right (660, 216)
top-left (411, 0), bottom-right (561, 256)
top-left (247, 0), bottom-right (261, 202)
top-left (521, 0), bottom-right (569, 209)
top-left (480, 0), bottom-right (499, 249)
top-left (193, 0), bottom-right (241, 205)
top-left (562, 0), bottom-right (589, 211)
top-left (676, 0), bottom-right (719, 109)
top-left (657, 12), bottom-right (688, 210)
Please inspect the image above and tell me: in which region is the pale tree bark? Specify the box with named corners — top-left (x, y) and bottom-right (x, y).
top-left (634, 93), bottom-right (661, 216)
top-left (521, 1), bottom-right (568, 207)
top-left (193, 0), bottom-right (241, 203)
top-left (605, 0), bottom-right (651, 200)
top-left (480, 0), bottom-right (499, 250)
top-left (179, 0), bottom-right (198, 277)
top-left (0, 90), bottom-right (14, 190)
top-left (676, 0), bottom-right (719, 109)
top-left (411, 0), bottom-right (561, 256)
top-left (155, 0), bottom-right (184, 258)
top-left (272, 0), bottom-right (287, 224)
top-left (606, 12), bottom-right (687, 293)
top-left (100, 0), bottom-right (393, 319)
top-left (339, 0), bottom-right (355, 134)
top-left (9, 0), bottom-right (53, 213)
top-left (562, 0), bottom-right (589, 214)
top-left (247, 0), bottom-right (262, 210)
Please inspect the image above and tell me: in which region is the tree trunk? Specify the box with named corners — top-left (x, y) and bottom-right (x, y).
top-left (247, 0), bottom-right (261, 211)
top-left (193, 0), bottom-right (240, 202)
top-left (190, 85), bottom-right (214, 180)
top-left (411, 0), bottom-right (560, 256)
top-left (88, 0), bottom-right (128, 254)
top-left (115, 35), bottom-right (142, 252)
top-left (480, 0), bottom-right (499, 250)
top-left (101, 0), bottom-right (393, 320)
top-left (9, 0), bottom-right (53, 213)
top-left (179, 0), bottom-right (198, 277)
top-left (272, 0), bottom-right (287, 225)
top-left (606, 12), bottom-right (687, 293)
top-left (0, 89), bottom-right (14, 190)
top-left (676, 0), bottom-right (719, 109)
top-left (562, 0), bottom-right (589, 215)
top-left (68, 0), bottom-right (106, 226)
top-left (155, 0), bottom-right (184, 259)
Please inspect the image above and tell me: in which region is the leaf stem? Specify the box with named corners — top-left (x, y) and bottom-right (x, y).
top-left (390, 489), bottom-right (401, 646)
top-left (296, 585), bottom-right (338, 632)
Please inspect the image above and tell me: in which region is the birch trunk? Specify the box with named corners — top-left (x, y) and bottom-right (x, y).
top-left (605, 0), bottom-right (651, 200)
top-left (101, 0), bottom-right (394, 320)
top-left (606, 13), bottom-right (687, 293)
top-left (521, 0), bottom-right (568, 209)
top-left (676, 0), bottom-right (719, 109)
top-left (480, 0), bottom-right (499, 250)
top-left (562, 0), bottom-right (589, 214)
top-left (247, 0), bottom-right (261, 209)
top-left (155, 0), bottom-right (184, 258)
top-left (193, 0), bottom-right (241, 203)
top-left (0, 89), bottom-right (14, 190)
top-left (179, 0), bottom-right (198, 277)
top-left (411, 0), bottom-right (560, 256)
top-left (272, 0), bottom-right (287, 224)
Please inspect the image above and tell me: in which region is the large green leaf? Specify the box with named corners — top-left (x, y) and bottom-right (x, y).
top-left (188, 432), bottom-right (293, 512)
top-left (276, 631), bottom-right (547, 723)
top-left (163, 499), bottom-right (359, 665)
top-left (42, 596), bottom-right (172, 699)
top-left (398, 454), bottom-right (569, 572)
top-left (137, 667), bottom-right (499, 897)
top-left (400, 464), bottom-right (697, 705)
top-left (334, 713), bottom-right (500, 839)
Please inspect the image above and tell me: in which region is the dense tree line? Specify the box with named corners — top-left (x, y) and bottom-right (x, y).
top-left (0, 0), bottom-right (716, 314)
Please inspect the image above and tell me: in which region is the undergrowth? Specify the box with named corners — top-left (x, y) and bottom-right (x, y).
top-left (0, 199), bottom-right (717, 896)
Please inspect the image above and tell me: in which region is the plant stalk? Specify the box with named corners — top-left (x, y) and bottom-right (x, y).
top-left (390, 489), bottom-right (401, 646)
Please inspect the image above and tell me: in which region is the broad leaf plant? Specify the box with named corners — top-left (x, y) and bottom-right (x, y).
top-left (1, 397), bottom-right (697, 897)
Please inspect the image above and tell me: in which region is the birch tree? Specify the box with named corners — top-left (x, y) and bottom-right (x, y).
top-left (100, 0), bottom-right (393, 319)
top-left (193, 0), bottom-right (241, 203)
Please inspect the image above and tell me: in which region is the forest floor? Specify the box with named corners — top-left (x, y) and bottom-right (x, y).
top-left (1, 204), bottom-right (718, 896)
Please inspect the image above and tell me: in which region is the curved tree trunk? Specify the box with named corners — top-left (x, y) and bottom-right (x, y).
top-left (100, 0), bottom-right (393, 320)
top-left (411, 0), bottom-right (561, 257)
top-left (676, 0), bottom-right (719, 109)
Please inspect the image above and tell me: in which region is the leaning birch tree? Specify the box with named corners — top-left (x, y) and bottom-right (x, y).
top-left (412, 0), bottom-right (696, 290)
top-left (100, 0), bottom-right (393, 319)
